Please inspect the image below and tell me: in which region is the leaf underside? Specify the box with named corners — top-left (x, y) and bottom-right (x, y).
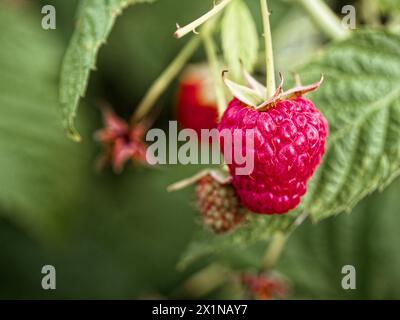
top-left (0, 5), bottom-right (91, 236)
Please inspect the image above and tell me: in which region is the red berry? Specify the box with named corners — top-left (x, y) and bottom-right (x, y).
top-left (176, 64), bottom-right (219, 135)
top-left (218, 97), bottom-right (328, 214)
top-left (241, 272), bottom-right (289, 300)
top-left (195, 175), bottom-right (247, 234)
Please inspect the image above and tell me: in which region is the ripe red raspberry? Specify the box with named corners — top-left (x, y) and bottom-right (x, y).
top-left (241, 272), bottom-right (289, 300)
top-left (195, 175), bottom-right (247, 234)
top-left (176, 64), bottom-right (218, 135)
top-left (218, 96), bottom-right (328, 214)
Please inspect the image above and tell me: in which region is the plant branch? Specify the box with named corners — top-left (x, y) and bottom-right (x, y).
top-left (262, 232), bottom-right (287, 270)
top-left (174, 0), bottom-right (232, 39)
top-left (180, 263), bottom-right (230, 298)
top-left (260, 0), bottom-right (276, 99)
top-left (296, 0), bottom-right (350, 40)
top-left (133, 17), bottom-right (221, 123)
top-left (262, 211), bottom-right (310, 270)
top-left (202, 25), bottom-right (227, 118)
top-left (132, 37), bottom-right (200, 123)
top-left (360, 0), bottom-right (380, 26)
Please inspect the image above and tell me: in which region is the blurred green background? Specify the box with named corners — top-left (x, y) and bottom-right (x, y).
top-left (0, 0), bottom-right (399, 299)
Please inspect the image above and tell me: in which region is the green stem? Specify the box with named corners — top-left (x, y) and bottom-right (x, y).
top-left (174, 0), bottom-right (233, 39)
top-left (132, 36), bottom-right (200, 123)
top-left (181, 264), bottom-right (230, 298)
top-left (262, 232), bottom-right (287, 270)
top-left (262, 212), bottom-right (310, 270)
top-left (202, 27), bottom-right (227, 118)
top-left (296, 0), bottom-right (350, 40)
top-left (260, 0), bottom-right (276, 99)
top-left (360, 0), bottom-right (380, 26)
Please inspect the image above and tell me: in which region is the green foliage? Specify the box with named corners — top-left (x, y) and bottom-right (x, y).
top-left (279, 178), bottom-right (400, 299)
top-left (59, 0), bottom-right (155, 141)
top-left (98, 0), bottom-right (212, 107)
top-left (221, 0), bottom-right (259, 80)
top-left (0, 166), bottom-right (200, 299)
top-left (299, 30), bottom-right (400, 221)
top-left (178, 212), bottom-right (299, 270)
top-left (273, 8), bottom-right (321, 72)
top-left (0, 3), bottom-right (202, 296)
top-left (379, 0), bottom-right (400, 15)
top-left (0, 5), bottom-right (91, 236)
top-left (3, 0), bottom-right (400, 300)
top-left (180, 29), bottom-right (400, 268)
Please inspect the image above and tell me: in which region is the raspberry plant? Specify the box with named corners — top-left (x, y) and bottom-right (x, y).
top-left (55, 0), bottom-right (400, 298)
top-left (2, 0), bottom-right (400, 299)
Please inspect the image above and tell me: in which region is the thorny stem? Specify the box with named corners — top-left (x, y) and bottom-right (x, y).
top-left (296, 0), bottom-right (350, 40)
top-left (260, 0), bottom-right (276, 99)
top-left (132, 36), bottom-right (200, 123)
top-left (174, 0), bottom-right (233, 39)
top-left (202, 24), bottom-right (227, 118)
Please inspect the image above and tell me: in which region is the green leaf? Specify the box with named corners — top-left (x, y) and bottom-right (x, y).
top-left (59, 0), bottom-right (155, 141)
top-left (221, 0), bottom-right (259, 81)
top-left (297, 30), bottom-right (400, 221)
top-left (273, 8), bottom-right (322, 72)
top-left (0, 4), bottom-right (91, 237)
top-left (279, 178), bottom-right (400, 299)
top-left (379, 0), bottom-right (400, 15)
